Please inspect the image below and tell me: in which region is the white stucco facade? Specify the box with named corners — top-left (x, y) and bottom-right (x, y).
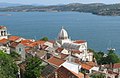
top-left (16, 43), bottom-right (26, 61)
top-left (61, 61), bottom-right (81, 74)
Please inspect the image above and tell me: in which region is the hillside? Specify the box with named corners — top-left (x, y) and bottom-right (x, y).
top-left (0, 3), bottom-right (120, 16)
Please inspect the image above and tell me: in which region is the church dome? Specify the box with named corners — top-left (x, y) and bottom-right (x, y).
top-left (58, 27), bottom-right (69, 40)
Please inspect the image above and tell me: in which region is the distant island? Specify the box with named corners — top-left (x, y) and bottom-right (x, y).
top-left (0, 3), bottom-right (120, 16)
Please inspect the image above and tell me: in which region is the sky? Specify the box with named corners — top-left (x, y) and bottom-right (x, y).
top-left (0, 0), bottom-right (120, 5)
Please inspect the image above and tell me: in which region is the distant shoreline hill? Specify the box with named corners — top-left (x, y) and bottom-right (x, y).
top-left (0, 3), bottom-right (120, 16)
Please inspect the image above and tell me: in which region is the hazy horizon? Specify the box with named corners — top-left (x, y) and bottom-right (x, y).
top-left (0, 0), bottom-right (120, 5)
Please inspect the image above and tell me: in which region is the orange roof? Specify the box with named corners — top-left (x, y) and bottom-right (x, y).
top-left (0, 26), bottom-right (6, 29)
top-left (74, 59), bottom-right (93, 70)
top-left (21, 40), bottom-right (33, 44)
top-left (28, 42), bottom-right (38, 47)
top-left (71, 50), bottom-right (82, 54)
top-left (9, 36), bottom-right (21, 41)
top-left (0, 38), bottom-right (8, 44)
top-left (74, 40), bottom-right (86, 44)
top-left (113, 63), bottom-right (120, 68)
top-left (20, 40), bottom-right (34, 46)
top-left (56, 66), bottom-right (84, 78)
top-left (36, 40), bottom-right (45, 45)
top-left (48, 56), bottom-right (65, 67)
top-left (81, 63), bottom-right (93, 70)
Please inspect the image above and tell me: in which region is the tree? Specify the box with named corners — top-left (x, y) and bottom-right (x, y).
top-left (93, 51), bottom-right (105, 65)
top-left (24, 57), bottom-right (45, 78)
top-left (91, 73), bottom-right (106, 78)
top-left (40, 37), bottom-right (48, 41)
top-left (0, 51), bottom-right (18, 78)
top-left (106, 50), bottom-right (120, 64)
top-left (10, 51), bottom-right (21, 61)
top-left (93, 49), bottom-right (120, 65)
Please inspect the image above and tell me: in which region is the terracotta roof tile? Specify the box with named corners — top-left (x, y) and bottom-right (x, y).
top-left (56, 66), bottom-right (84, 78)
top-left (9, 36), bottom-right (21, 41)
top-left (48, 56), bottom-right (65, 67)
top-left (105, 63), bottom-right (120, 69)
top-left (0, 38), bottom-right (8, 44)
top-left (74, 59), bottom-right (93, 70)
top-left (71, 50), bottom-right (82, 54)
top-left (36, 40), bottom-right (45, 45)
top-left (28, 42), bottom-right (38, 47)
top-left (113, 63), bottom-right (120, 68)
top-left (21, 40), bottom-right (33, 44)
top-left (81, 63), bottom-right (93, 70)
top-left (20, 40), bottom-right (34, 46)
top-left (74, 40), bottom-right (86, 44)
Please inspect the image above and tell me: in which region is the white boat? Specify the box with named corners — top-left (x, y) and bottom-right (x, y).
top-left (107, 40), bottom-right (115, 51)
top-left (107, 48), bottom-right (115, 51)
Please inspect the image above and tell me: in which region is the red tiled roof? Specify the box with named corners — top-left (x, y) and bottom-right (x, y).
top-left (73, 40), bottom-right (86, 44)
top-left (0, 26), bottom-right (6, 29)
top-left (74, 59), bottom-right (93, 70)
top-left (20, 40), bottom-right (34, 46)
top-left (21, 40), bottom-right (33, 44)
top-left (48, 56), bottom-right (65, 67)
top-left (28, 42), bottom-right (38, 47)
top-left (81, 63), bottom-right (93, 70)
top-left (113, 63), bottom-right (120, 68)
top-left (9, 36), bottom-right (21, 41)
top-left (0, 38), bottom-right (8, 44)
top-left (36, 40), bottom-right (45, 45)
top-left (105, 63), bottom-right (120, 69)
top-left (56, 66), bottom-right (84, 78)
top-left (71, 50), bottom-right (82, 54)
top-left (55, 47), bottom-right (64, 53)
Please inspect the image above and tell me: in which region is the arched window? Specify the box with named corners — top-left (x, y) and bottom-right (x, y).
top-left (1, 31), bottom-right (3, 36)
top-left (4, 31), bottom-right (6, 36)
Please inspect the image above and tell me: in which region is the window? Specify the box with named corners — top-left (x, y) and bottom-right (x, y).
top-left (19, 48), bottom-right (22, 52)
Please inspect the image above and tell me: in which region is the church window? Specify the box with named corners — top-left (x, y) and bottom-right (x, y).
top-left (19, 48), bottom-right (22, 52)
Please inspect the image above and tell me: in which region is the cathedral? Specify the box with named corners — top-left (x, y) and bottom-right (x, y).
top-left (55, 27), bottom-right (93, 62)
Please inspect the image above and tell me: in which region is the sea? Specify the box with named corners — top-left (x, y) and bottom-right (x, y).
top-left (0, 12), bottom-right (120, 54)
